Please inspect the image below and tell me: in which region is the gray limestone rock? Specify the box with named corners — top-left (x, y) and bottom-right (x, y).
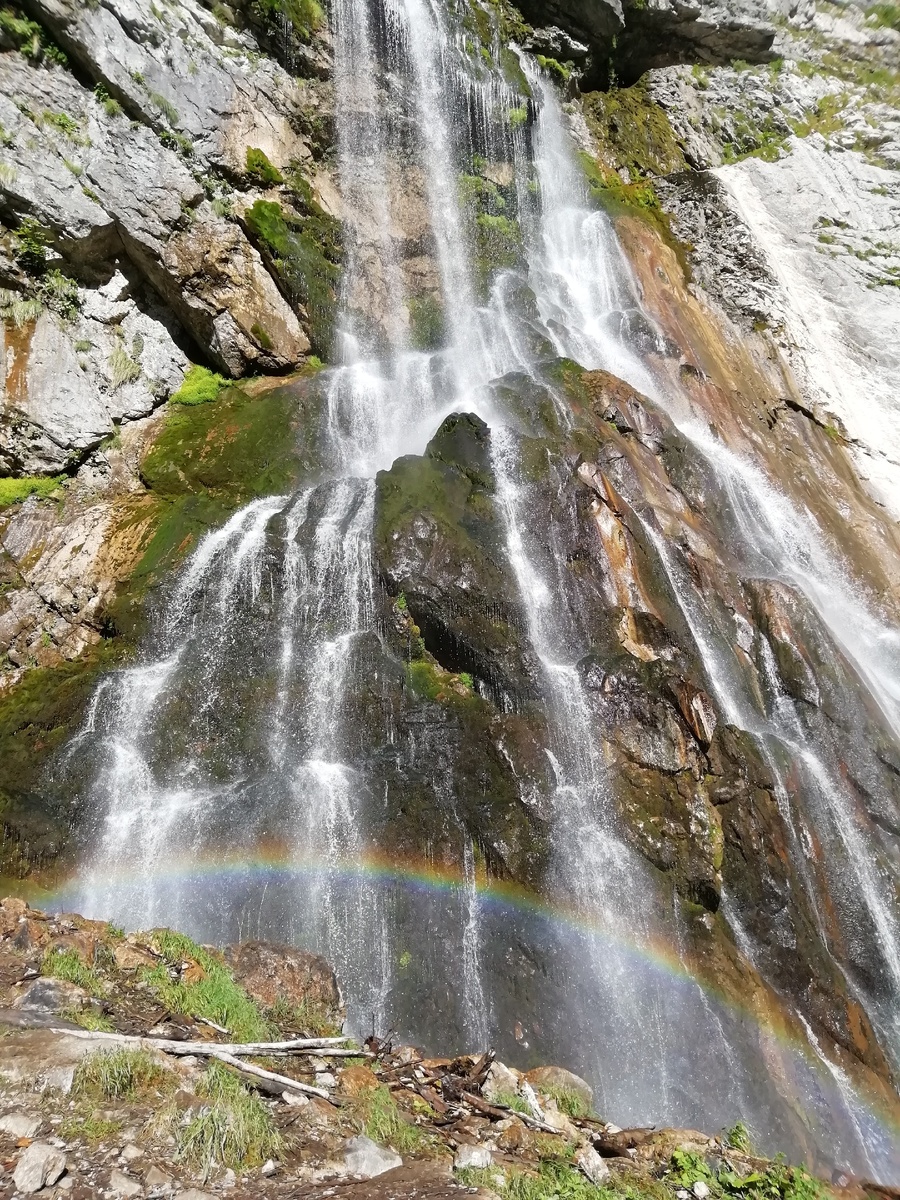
top-left (13, 1141), bottom-right (67, 1194)
top-left (0, 1112), bottom-right (42, 1138)
top-left (343, 1135), bottom-right (403, 1178)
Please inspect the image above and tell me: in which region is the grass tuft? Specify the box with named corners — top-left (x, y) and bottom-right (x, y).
top-left (40, 946), bottom-right (103, 994)
top-left (140, 929), bottom-right (272, 1042)
top-left (109, 341), bottom-right (141, 389)
top-left (72, 1047), bottom-right (174, 1100)
top-left (541, 1083), bottom-right (590, 1119)
top-left (351, 1083), bottom-right (431, 1154)
top-left (176, 1060), bottom-right (282, 1175)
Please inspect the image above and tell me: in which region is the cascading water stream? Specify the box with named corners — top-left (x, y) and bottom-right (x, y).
top-left (59, 0), bottom-right (900, 1177)
top-left (521, 60), bottom-right (900, 1082)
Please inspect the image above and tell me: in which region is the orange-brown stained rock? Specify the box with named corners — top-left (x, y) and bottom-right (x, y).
top-left (112, 942), bottom-right (159, 972)
top-left (338, 1065), bottom-right (381, 1097)
top-left (223, 940), bottom-right (342, 1024)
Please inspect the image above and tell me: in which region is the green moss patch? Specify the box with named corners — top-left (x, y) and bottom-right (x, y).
top-left (245, 197), bottom-right (341, 358)
top-left (245, 146), bottom-right (284, 186)
top-left (581, 82), bottom-right (685, 180)
top-left (0, 475), bottom-right (66, 508)
top-left (170, 364), bottom-right (227, 406)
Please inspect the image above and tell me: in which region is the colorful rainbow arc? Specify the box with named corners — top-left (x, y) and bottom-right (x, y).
top-left (27, 846), bottom-right (900, 1154)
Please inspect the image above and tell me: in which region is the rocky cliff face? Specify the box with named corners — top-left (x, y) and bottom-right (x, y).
top-left (0, 0), bottom-right (899, 1182)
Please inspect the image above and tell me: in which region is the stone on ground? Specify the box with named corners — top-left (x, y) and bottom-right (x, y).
top-left (0, 1111), bottom-right (41, 1138)
top-left (575, 1145), bottom-right (611, 1185)
top-left (109, 1167), bottom-right (144, 1197)
top-left (13, 1141), bottom-right (67, 1194)
top-left (454, 1144), bottom-right (493, 1169)
top-left (344, 1134), bottom-right (404, 1178)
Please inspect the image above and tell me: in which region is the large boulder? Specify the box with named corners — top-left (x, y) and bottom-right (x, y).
top-left (222, 940), bottom-right (343, 1026)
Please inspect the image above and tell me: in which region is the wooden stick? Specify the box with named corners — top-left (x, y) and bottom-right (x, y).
top-left (209, 1052), bottom-right (330, 1099)
top-left (33, 1027), bottom-right (351, 1054)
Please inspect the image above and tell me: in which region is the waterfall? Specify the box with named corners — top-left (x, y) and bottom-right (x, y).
top-left (59, 0), bottom-right (900, 1179)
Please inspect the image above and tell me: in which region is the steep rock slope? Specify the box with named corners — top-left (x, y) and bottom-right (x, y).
top-left (0, 0), bottom-right (897, 1179)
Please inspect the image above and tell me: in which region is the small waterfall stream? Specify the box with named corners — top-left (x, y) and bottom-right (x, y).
top-left (59, 0), bottom-right (900, 1178)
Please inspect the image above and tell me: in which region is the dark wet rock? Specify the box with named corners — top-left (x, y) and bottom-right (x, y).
top-left (374, 412), bottom-right (536, 705)
top-left (518, 0), bottom-right (775, 88)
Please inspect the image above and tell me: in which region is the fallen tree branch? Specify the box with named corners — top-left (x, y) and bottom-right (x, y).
top-left (210, 1052), bottom-right (330, 1099)
top-left (36, 1027), bottom-right (353, 1056)
top-left (460, 1090), bottom-right (563, 1134)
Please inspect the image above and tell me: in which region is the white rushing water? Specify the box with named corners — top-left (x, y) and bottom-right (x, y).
top-left (65, 0), bottom-right (900, 1176)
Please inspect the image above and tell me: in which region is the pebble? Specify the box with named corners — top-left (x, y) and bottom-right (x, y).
top-left (261, 1158), bottom-right (277, 1176)
top-left (121, 1144), bottom-right (144, 1163)
top-left (693, 1183), bottom-right (711, 1199)
top-left (109, 1166), bottom-right (143, 1197)
top-left (144, 1164), bottom-right (175, 1190)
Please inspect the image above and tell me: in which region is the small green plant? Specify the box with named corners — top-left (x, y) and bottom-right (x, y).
top-left (108, 341), bottom-right (141, 389)
top-left (170, 363), bottom-right (227, 406)
top-left (457, 671), bottom-right (474, 692)
top-left (725, 1120), bottom-right (753, 1153)
top-left (0, 8), bottom-right (66, 64)
top-left (12, 217), bottom-right (49, 272)
top-left (0, 288), bottom-right (42, 328)
top-left (508, 104), bottom-right (528, 127)
top-left (60, 1109), bottom-right (122, 1142)
top-left (670, 1150), bottom-right (715, 1188)
top-left (176, 1060), bottom-right (282, 1175)
top-left (0, 161), bottom-right (17, 184)
top-left (245, 146), bottom-right (284, 185)
top-left (74, 338), bottom-right (93, 352)
top-left (493, 1089), bottom-right (531, 1115)
top-left (352, 1083), bottom-right (429, 1154)
top-left (94, 84), bottom-right (122, 117)
top-left (73, 1047), bottom-right (174, 1099)
top-left (541, 1084), bottom-right (589, 1119)
top-left (395, 592), bottom-right (408, 612)
top-left (43, 110), bottom-right (79, 138)
top-left (149, 91), bottom-right (179, 126)
top-left (61, 1006), bottom-right (114, 1032)
top-left (41, 946), bottom-right (103, 994)
top-left (40, 268), bottom-right (80, 319)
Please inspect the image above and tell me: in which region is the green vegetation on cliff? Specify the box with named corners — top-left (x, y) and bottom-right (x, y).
top-left (245, 197), bottom-right (341, 359)
top-left (0, 474), bottom-right (66, 508)
top-left (170, 364), bottom-right (227, 406)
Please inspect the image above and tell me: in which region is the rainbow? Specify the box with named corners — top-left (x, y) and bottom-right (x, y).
top-left (20, 847), bottom-right (900, 1171)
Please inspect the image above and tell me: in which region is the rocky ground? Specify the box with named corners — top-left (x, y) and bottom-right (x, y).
top-left (0, 896), bottom-right (887, 1200)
